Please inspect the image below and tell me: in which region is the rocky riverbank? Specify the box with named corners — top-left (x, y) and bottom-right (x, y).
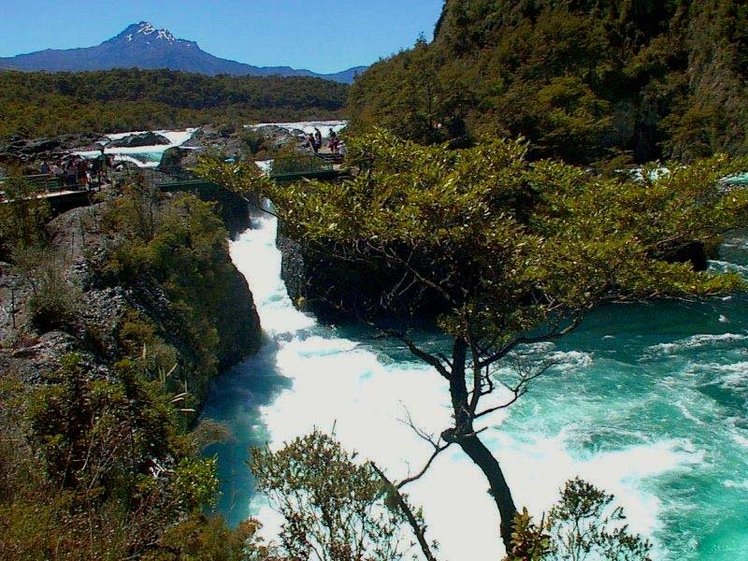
top-left (0, 188), bottom-right (262, 403)
top-left (0, 181), bottom-right (266, 559)
top-left (0, 122), bottom-right (310, 175)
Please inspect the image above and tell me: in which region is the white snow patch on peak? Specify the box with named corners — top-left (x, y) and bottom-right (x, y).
top-left (135, 22), bottom-right (176, 42)
top-left (137, 22), bottom-right (156, 35)
top-left (157, 29), bottom-right (175, 42)
top-left (127, 34), bottom-right (133, 42)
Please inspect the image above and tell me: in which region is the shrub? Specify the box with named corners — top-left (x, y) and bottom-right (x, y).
top-left (505, 478), bottom-right (652, 561)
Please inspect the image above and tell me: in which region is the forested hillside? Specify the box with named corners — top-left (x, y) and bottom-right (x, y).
top-left (0, 68), bottom-right (347, 138)
top-left (348, 0), bottom-right (748, 164)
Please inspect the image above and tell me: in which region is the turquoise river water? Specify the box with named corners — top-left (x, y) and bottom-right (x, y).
top-left (203, 211), bottom-right (748, 560)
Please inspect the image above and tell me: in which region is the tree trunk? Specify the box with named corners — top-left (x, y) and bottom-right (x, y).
top-left (446, 337), bottom-right (518, 551)
top-left (458, 433), bottom-right (518, 551)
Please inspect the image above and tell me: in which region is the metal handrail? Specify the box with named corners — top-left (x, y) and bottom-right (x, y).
top-left (138, 154), bottom-right (343, 189)
top-left (268, 155), bottom-right (334, 178)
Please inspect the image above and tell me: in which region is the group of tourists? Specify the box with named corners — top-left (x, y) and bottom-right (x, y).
top-left (304, 127), bottom-right (345, 155)
top-left (305, 128), bottom-right (323, 153)
top-left (39, 148), bottom-right (113, 189)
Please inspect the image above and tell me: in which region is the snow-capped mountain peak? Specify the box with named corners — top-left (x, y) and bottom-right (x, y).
top-left (130, 21), bottom-right (176, 43)
top-left (117, 21), bottom-right (178, 45)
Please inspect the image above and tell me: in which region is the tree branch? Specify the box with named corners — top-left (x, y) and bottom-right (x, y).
top-left (369, 462), bottom-right (439, 561)
top-left (383, 328), bottom-right (452, 379)
top-left (475, 359), bottom-right (557, 419)
top-left (477, 313), bottom-right (585, 369)
top-left (395, 409), bottom-right (453, 489)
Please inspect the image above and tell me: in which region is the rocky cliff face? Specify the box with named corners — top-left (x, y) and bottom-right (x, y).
top-left (278, 233), bottom-right (447, 326)
top-left (0, 191), bottom-right (264, 558)
top-left (212, 259), bottom-right (262, 369)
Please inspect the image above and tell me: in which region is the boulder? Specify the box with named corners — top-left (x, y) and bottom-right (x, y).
top-left (108, 131), bottom-right (171, 148)
top-left (183, 125), bottom-right (243, 156)
top-left (662, 241), bottom-right (709, 272)
top-left (278, 233), bottom-right (448, 325)
top-left (21, 138), bottom-right (62, 154)
top-left (157, 146), bottom-right (200, 175)
top-left (0, 132), bottom-right (105, 165)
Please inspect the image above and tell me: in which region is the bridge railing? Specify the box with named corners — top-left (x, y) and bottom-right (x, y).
top-left (1, 174), bottom-right (87, 201)
top-left (140, 169), bottom-right (200, 186)
top-left (269, 154), bottom-right (333, 177)
top-left (139, 153), bottom-right (343, 189)
top-left (25, 174), bottom-right (89, 193)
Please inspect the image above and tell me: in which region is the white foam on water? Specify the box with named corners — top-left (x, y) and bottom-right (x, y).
top-left (709, 259), bottom-right (748, 276)
top-left (104, 128), bottom-right (197, 145)
top-left (73, 128), bottom-right (198, 167)
top-left (708, 361), bottom-right (748, 389)
top-left (722, 479), bottom-right (748, 490)
top-left (647, 333), bottom-right (748, 355)
top-left (492, 430), bottom-right (701, 538)
top-left (110, 154), bottom-right (161, 168)
top-left (726, 423), bottom-right (748, 450)
top-left (225, 213), bottom-right (707, 561)
top-left (673, 396), bottom-right (705, 425)
top-left (229, 213), bottom-right (315, 336)
top-left (548, 349), bottom-right (594, 370)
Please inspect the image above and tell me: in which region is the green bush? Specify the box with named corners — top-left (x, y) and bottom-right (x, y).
top-left (505, 478), bottom-right (652, 561)
top-left (0, 177), bottom-right (50, 260)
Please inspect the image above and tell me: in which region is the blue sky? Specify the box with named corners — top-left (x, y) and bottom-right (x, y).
top-left (0, 0), bottom-right (444, 73)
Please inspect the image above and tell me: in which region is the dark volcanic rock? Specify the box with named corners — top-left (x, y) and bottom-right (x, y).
top-left (182, 125), bottom-right (244, 157)
top-left (662, 241), bottom-right (709, 272)
top-left (1, 175), bottom-right (263, 417)
top-left (0, 132), bottom-right (105, 165)
top-left (214, 262), bottom-right (262, 369)
top-left (22, 138), bottom-right (61, 154)
top-left (59, 132), bottom-right (108, 152)
top-left (55, 204), bottom-right (260, 380)
top-left (157, 146), bottom-right (200, 174)
top-left (278, 234), bottom-right (447, 325)
top-left (108, 132), bottom-right (171, 148)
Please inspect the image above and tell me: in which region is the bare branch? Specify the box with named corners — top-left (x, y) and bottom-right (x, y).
top-left (399, 409), bottom-right (441, 447)
top-left (397, 442), bottom-right (452, 489)
top-left (368, 241), bottom-right (456, 307)
top-left (477, 313), bottom-right (585, 369)
top-left (382, 328), bottom-right (452, 379)
top-left (393, 409), bottom-right (454, 489)
top-left (475, 359), bottom-right (557, 419)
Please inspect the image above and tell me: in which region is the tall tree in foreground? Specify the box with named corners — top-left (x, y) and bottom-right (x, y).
top-left (196, 130), bottom-right (748, 550)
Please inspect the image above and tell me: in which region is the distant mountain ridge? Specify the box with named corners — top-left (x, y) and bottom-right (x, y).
top-left (0, 22), bottom-right (365, 84)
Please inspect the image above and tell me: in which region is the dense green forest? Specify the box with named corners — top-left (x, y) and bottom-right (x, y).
top-left (0, 68), bottom-right (347, 138)
top-left (348, 0), bottom-right (748, 165)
